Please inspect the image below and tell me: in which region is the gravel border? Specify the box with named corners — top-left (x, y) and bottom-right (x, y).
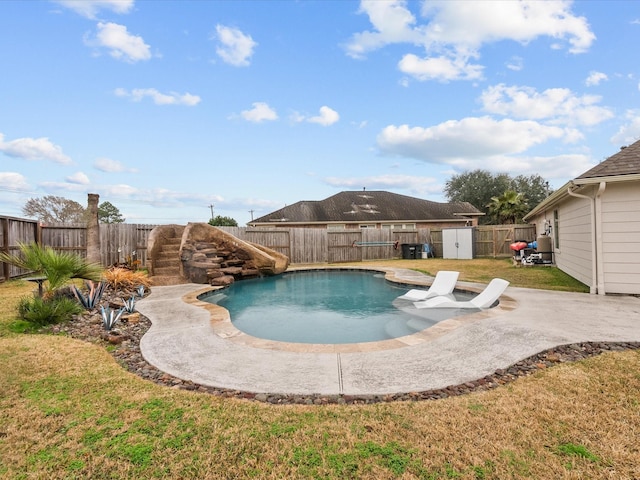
top-left (43, 298), bottom-right (640, 405)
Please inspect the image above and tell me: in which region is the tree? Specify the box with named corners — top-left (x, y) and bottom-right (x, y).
top-left (208, 215), bottom-right (238, 227)
top-left (98, 201), bottom-right (125, 223)
top-left (486, 190), bottom-right (530, 224)
top-left (444, 170), bottom-right (511, 224)
top-left (509, 174), bottom-right (551, 210)
top-left (22, 195), bottom-right (86, 223)
top-left (444, 170), bottom-right (552, 224)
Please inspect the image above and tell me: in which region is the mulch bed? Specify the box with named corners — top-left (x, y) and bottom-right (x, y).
top-left (42, 286), bottom-right (640, 405)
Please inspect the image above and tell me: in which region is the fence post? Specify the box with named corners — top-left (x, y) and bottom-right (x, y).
top-left (1, 217), bottom-right (8, 281)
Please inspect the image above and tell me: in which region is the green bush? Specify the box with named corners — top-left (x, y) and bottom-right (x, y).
top-left (17, 296), bottom-right (83, 327)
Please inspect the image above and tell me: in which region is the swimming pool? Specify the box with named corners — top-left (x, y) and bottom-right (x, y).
top-left (199, 270), bottom-right (476, 344)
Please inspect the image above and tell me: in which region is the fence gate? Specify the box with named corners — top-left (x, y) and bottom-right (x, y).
top-left (327, 231), bottom-right (362, 263)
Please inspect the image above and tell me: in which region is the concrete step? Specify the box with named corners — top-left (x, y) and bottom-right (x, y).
top-left (153, 258), bottom-right (178, 268)
top-left (150, 275), bottom-right (189, 286)
top-left (154, 266), bottom-right (181, 276)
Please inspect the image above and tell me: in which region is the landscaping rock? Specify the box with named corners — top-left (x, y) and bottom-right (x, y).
top-left (42, 284), bottom-right (640, 405)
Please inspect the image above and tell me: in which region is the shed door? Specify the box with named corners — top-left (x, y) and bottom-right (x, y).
top-left (442, 228), bottom-right (474, 259)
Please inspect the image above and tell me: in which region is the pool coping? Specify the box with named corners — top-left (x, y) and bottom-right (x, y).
top-left (183, 265), bottom-right (518, 354)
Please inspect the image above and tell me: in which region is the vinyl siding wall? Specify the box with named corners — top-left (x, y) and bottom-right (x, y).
top-left (555, 195), bottom-right (594, 289)
top-left (528, 194), bottom-right (593, 290)
top-left (601, 182), bottom-right (640, 294)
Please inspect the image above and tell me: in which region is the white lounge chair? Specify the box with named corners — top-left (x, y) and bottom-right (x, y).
top-left (413, 278), bottom-right (510, 309)
top-left (396, 271), bottom-right (460, 301)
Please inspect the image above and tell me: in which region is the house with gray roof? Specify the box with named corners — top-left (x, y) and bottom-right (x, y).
top-left (524, 139), bottom-right (640, 295)
top-left (249, 190), bottom-right (483, 230)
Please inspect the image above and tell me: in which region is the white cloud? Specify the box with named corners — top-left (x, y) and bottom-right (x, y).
top-left (54, 0), bottom-right (134, 19)
top-left (398, 53), bottom-right (483, 82)
top-left (240, 102), bottom-right (278, 123)
top-left (479, 84), bottom-right (613, 126)
top-left (506, 56), bottom-right (523, 71)
top-left (66, 172), bottom-right (90, 185)
top-left (376, 116), bottom-right (578, 163)
top-left (94, 157), bottom-right (138, 173)
top-left (0, 172), bottom-right (30, 191)
top-left (610, 110), bottom-right (640, 145)
top-left (114, 88), bottom-right (201, 106)
top-left (88, 22), bottom-right (151, 63)
top-left (307, 106), bottom-right (340, 126)
top-left (0, 133), bottom-right (72, 165)
top-left (324, 174), bottom-right (441, 196)
top-left (343, 0), bottom-right (424, 59)
top-left (215, 25), bottom-right (257, 67)
top-left (418, 1), bottom-right (595, 53)
top-left (585, 71), bottom-right (608, 86)
top-left (345, 0), bottom-right (595, 82)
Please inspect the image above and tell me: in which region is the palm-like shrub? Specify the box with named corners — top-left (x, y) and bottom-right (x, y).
top-left (0, 242), bottom-right (104, 296)
top-left (0, 242), bottom-right (104, 327)
top-left (17, 296), bottom-right (83, 326)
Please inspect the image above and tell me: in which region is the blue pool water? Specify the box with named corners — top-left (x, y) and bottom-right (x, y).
top-left (199, 270), bottom-right (475, 344)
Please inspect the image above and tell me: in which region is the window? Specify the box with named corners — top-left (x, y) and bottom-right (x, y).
top-left (553, 210), bottom-right (559, 249)
top-left (359, 224), bottom-right (376, 229)
top-left (327, 224), bottom-right (345, 230)
top-left (381, 223), bottom-right (416, 230)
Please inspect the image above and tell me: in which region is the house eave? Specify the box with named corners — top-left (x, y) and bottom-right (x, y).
top-left (249, 217), bottom-right (475, 227)
top-left (573, 173), bottom-right (640, 185)
top-left (524, 172), bottom-right (640, 222)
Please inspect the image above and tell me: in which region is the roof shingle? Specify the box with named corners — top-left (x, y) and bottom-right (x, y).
top-left (251, 191), bottom-right (482, 224)
top-left (577, 139), bottom-right (640, 179)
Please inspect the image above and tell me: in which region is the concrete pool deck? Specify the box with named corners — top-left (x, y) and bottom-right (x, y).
top-left (136, 266), bottom-right (640, 396)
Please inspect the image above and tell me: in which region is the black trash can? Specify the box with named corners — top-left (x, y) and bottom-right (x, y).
top-left (401, 243), bottom-right (420, 259)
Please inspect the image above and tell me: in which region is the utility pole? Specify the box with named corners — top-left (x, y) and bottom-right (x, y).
top-left (208, 204), bottom-right (214, 220)
top-left (248, 209), bottom-right (254, 221)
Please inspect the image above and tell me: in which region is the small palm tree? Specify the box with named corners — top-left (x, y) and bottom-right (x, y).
top-left (487, 190), bottom-right (529, 224)
top-left (0, 242), bottom-right (103, 296)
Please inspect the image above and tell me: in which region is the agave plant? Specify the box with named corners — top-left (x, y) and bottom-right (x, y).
top-left (122, 295), bottom-right (136, 313)
top-left (100, 305), bottom-right (124, 331)
top-left (72, 280), bottom-right (107, 310)
top-left (137, 285), bottom-right (146, 298)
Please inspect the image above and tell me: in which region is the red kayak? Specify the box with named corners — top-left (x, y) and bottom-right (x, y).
top-left (510, 241), bottom-right (528, 251)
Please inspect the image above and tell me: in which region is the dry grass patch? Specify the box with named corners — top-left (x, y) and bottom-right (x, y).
top-left (0, 280), bottom-right (39, 335)
top-left (1, 330), bottom-right (639, 479)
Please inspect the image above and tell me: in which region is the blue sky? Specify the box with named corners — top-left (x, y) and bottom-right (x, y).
top-left (1, 0), bottom-right (640, 226)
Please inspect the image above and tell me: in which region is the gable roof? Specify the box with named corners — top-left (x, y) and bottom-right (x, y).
top-left (524, 139), bottom-right (640, 221)
top-left (250, 191), bottom-right (483, 225)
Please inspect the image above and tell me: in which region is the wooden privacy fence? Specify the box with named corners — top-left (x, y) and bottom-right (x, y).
top-left (0, 216), bottom-right (156, 281)
top-left (1, 215), bottom-right (536, 281)
top-left (41, 223), bottom-right (156, 268)
top-left (0, 216), bottom-right (41, 280)
top-left (220, 225), bottom-right (535, 263)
